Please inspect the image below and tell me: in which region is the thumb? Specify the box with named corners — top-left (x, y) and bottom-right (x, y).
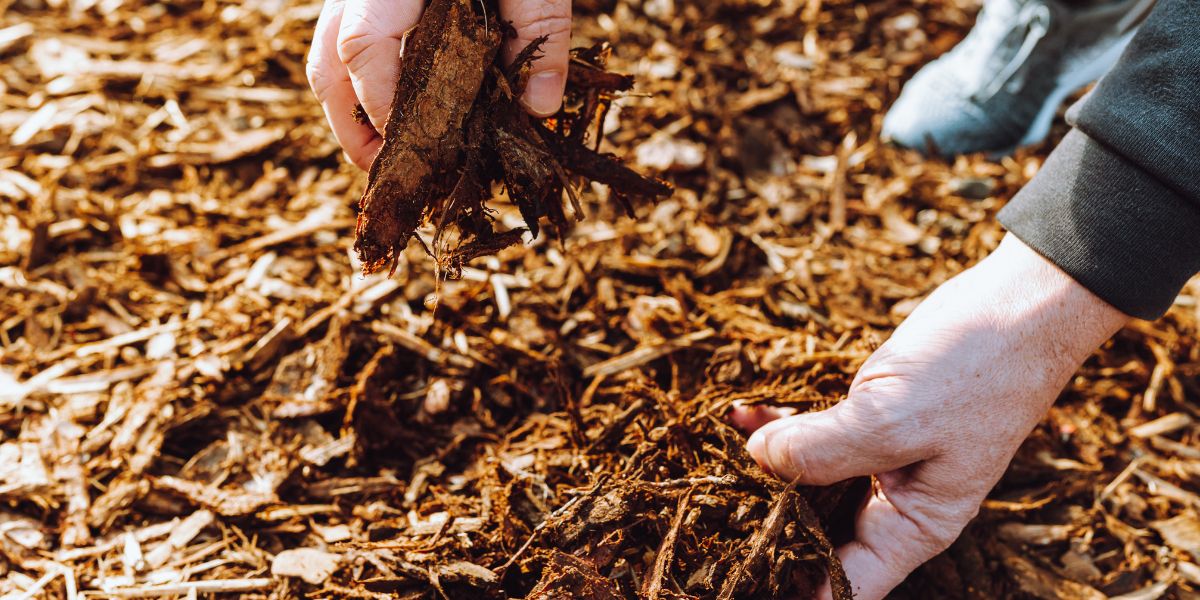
top-left (745, 399), bottom-right (928, 486)
top-left (500, 0), bottom-right (572, 117)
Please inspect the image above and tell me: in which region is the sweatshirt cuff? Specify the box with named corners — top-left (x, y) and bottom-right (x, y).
top-left (998, 129), bottom-right (1200, 320)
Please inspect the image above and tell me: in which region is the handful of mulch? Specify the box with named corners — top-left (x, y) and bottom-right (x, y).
top-left (353, 0), bottom-right (672, 277)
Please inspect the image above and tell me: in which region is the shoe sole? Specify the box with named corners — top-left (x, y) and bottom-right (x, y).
top-left (1013, 27), bottom-right (1139, 150)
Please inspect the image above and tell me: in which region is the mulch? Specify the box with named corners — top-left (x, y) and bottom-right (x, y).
top-left (1, 0), bottom-right (1198, 598)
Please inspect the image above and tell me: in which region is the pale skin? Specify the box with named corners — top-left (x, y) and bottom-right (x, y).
top-left (731, 235), bottom-right (1128, 598)
top-left (306, 3), bottom-right (1133, 597)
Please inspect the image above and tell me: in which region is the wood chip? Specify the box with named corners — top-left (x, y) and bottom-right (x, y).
top-left (272, 548), bottom-right (343, 585)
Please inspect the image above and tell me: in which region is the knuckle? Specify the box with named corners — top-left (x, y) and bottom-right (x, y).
top-left (511, 1), bottom-right (571, 40)
top-left (847, 370), bottom-right (896, 398)
top-left (336, 27), bottom-right (376, 71)
top-left (305, 58), bottom-right (335, 102)
top-left (780, 429), bottom-right (821, 483)
top-left (901, 507), bottom-right (958, 555)
top-left (843, 380), bottom-right (936, 457)
top-left (903, 493), bottom-right (979, 554)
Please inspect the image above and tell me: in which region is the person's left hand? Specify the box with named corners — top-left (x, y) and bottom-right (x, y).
top-left (732, 234), bottom-right (1129, 599)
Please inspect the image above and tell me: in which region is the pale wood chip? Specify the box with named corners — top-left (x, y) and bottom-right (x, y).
top-left (1153, 514), bottom-right (1200, 562)
top-left (271, 548), bottom-right (342, 585)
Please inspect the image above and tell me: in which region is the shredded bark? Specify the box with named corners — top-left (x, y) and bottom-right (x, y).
top-left (2, 0), bottom-right (1200, 598)
top-left (355, 0), bottom-right (671, 278)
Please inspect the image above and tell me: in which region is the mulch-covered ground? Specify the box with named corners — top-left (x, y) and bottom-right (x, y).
top-left (2, 0), bottom-right (1199, 598)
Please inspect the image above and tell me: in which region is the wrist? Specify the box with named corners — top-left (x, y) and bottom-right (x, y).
top-left (963, 234), bottom-right (1130, 364)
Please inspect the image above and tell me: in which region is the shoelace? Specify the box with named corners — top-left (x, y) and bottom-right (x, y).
top-left (971, 2), bottom-right (1052, 102)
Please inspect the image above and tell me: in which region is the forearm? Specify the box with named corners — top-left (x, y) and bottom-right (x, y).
top-left (875, 233), bottom-right (1130, 421)
top-left (949, 233), bottom-right (1130, 367)
top-left (999, 0), bottom-right (1200, 320)
top-left (998, 129), bottom-right (1200, 320)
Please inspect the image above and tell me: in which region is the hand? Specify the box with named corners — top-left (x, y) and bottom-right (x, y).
top-left (731, 234), bottom-right (1129, 599)
top-left (306, 0), bottom-right (572, 170)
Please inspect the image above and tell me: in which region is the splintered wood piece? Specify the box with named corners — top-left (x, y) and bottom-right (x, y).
top-left (495, 125), bottom-right (561, 239)
top-left (56, 521), bottom-right (177, 562)
top-left (584, 328), bottom-right (715, 378)
top-left (353, 0), bottom-right (669, 276)
top-left (793, 490), bottom-right (853, 600)
top-left (642, 489), bottom-right (693, 600)
top-left (540, 129), bottom-right (673, 199)
top-left (994, 542), bottom-right (1105, 600)
top-left (717, 483), bottom-right (795, 600)
top-left (527, 551), bottom-right (622, 600)
top-left (98, 578), bottom-right (274, 597)
top-left (1128, 412), bottom-right (1192, 439)
top-left (143, 510), bottom-right (213, 569)
top-left (354, 0), bottom-right (501, 274)
top-left (370, 321), bottom-right (475, 368)
top-left (272, 548), bottom-right (344, 585)
top-left (152, 477), bottom-right (277, 516)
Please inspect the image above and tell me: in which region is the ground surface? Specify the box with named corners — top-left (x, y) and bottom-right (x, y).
top-left (1, 0), bottom-right (1200, 598)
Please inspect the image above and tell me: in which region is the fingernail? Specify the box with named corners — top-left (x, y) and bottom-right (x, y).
top-left (747, 431), bottom-right (766, 463)
top-left (522, 70), bottom-right (565, 117)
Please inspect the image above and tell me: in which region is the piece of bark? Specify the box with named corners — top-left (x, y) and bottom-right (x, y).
top-left (273, 548), bottom-right (344, 585)
top-left (353, 0), bottom-right (669, 277)
top-left (527, 551), bottom-right (622, 600)
top-left (354, 0), bottom-right (501, 274)
top-left (642, 490), bottom-right (693, 600)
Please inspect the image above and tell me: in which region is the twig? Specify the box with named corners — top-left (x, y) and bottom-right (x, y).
top-left (70, 322), bottom-right (182, 359)
top-left (584, 329), bottom-right (715, 378)
top-left (793, 487), bottom-right (852, 600)
top-left (642, 489), bottom-right (692, 600)
top-left (89, 578), bottom-right (273, 597)
top-left (371, 321), bottom-right (475, 369)
top-left (637, 474), bottom-right (738, 490)
top-left (718, 480), bottom-right (797, 600)
top-left (1128, 412), bottom-right (1191, 439)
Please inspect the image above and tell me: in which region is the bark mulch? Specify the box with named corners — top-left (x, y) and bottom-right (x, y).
top-left (1, 0), bottom-right (1198, 598)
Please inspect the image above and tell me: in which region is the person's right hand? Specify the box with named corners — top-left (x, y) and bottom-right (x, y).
top-left (306, 0), bottom-right (572, 170)
top-left (732, 234), bottom-right (1129, 599)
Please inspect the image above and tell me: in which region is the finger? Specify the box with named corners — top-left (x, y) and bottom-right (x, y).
top-left (816, 465), bottom-right (979, 600)
top-left (818, 493), bottom-right (933, 600)
top-left (337, 0), bottom-right (423, 132)
top-left (727, 403), bottom-right (794, 434)
top-left (745, 402), bottom-right (929, 485)
top-left (499, 0), bottom-right (571, 116)
top-left (308, 0), bottom-right (382, 169)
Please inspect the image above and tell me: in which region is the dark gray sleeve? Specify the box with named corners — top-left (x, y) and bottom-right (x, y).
top-left (998, 0), bottom-right (1200, 320)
